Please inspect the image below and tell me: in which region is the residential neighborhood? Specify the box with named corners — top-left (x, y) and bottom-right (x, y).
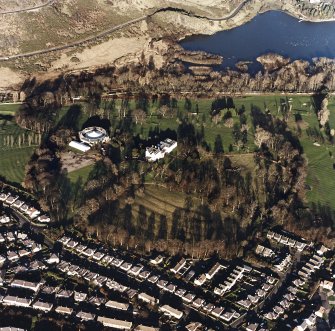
top-left (0, 187), bottom-right (335, 330)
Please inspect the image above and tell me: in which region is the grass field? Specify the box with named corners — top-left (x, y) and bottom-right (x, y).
top-left (0, 104), bottom-right (36, 184)
top-left (67, 164), bottom-right (95, 184)
top-left (0, 103), bottom-right (21, 115)
top-left (301, 96), bottom-right (335, 210)
top-left (0, 146), bottom-right (35, 183)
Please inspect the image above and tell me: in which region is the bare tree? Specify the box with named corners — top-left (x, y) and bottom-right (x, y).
top-left (132, 108), bottom-right (147, 125)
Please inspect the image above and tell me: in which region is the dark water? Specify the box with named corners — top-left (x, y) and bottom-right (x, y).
top-left (180, 11), bottom-right (335, 72)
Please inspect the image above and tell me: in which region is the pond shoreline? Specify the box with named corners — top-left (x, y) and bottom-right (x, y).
top-left (180, 11), bottom-right (335, 72)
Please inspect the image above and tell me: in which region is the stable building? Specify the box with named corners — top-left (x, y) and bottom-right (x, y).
top-left (69, 140), bottom-right (91, 153)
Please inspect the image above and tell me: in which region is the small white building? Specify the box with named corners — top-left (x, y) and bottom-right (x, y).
top-left (76, 311), bottom-right (95, 321)
top-left (55, 306), bottom-right (73, 315)
top-left (26, 207), bottom-right (40, 219)
top-left (170, 258), bottom-right (186, 274)
top-left (2, 296), bottom-right (32, 308)
top-left (105, 300), bottom-right (129, 311)
top-left (37, 215), bottom-right (51, 223)
top-left (194, 274), bottom-right (207, 286)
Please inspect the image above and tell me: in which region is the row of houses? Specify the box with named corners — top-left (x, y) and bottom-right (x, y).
top-left (0, 192), bottom-right (51, 224)
top-left (297, 253), bottom-right (324, 280)
top-left (267, 230), bottom-right (308, 251)
top-left (0, 226), bottom-right (43, 266)
top-left (214, 264), bottom-right (252, 296)
top-left (58, 234), bottom-right (247, 327)
top-left (262, 246), bottom-right (327, 324)
top-left (194, 262), bottom-right (224, 286)
top-left (237, 275), bottom-right (277, 310)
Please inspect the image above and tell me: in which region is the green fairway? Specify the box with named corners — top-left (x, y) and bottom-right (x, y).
top-left (301, 96), bottom-right (335, 210)
top-left (303, 140), bottom-right (335, 208)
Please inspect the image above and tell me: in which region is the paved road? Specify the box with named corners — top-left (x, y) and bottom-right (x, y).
top-left (0, 0), bottom-right (57, 15)
top-left (10, 209), bottom-right (53, 248)
top-left (209, 0), bottom-right (248, 21)
top-left (154, 0), bottom-right (248, 21)
top-left (0, 1), bottom-right (248, 61)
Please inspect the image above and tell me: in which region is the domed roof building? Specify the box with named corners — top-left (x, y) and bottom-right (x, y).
top-left (79, 127), bottom-right (109, 146)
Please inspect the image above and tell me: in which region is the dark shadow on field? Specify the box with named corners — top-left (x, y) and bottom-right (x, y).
top-left (311, 84), bottom-right (329, 117)
top-left (0, 114), bottom-right (13, 122)
top-left (0, 114), bottom-right (14, 129)
top-left (56, 104), bottom-right (82, 131)
top-left (250, 105), bottom-right (273, 131)
top-left (81, 115), bottom-right (111, 134)
top-left (133, 128), bottom-right (177, 149)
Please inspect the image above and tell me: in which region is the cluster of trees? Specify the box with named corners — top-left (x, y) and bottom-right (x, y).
top-left (24, 147), bottom-right (71, 222)
top-left (1, 132), bottom-right (42, 148)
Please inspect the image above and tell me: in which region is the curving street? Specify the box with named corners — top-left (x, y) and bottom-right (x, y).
top-left (0, 1), bottom-right (249, 61)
